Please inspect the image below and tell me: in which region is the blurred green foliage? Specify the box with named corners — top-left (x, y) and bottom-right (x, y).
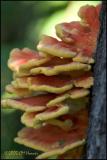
top-left (1, 1), bottom-right (67, 45)
top-left (1, 1), bottom-right (101, 159)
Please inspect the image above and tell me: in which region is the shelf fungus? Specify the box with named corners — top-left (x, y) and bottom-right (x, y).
top-left (55, 4), bottom-right (100, 57)
top-left (14, 108), bottom-right (88, 159)
top-left (2, 4), bottom-right (101, 159)
top-left (8, 48), bottom-right (51, 71)
top-left (21, 99), bottom-right (88, 128)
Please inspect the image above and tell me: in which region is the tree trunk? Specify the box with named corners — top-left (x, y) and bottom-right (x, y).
top-left (86, 2), bottom-right (106, 159)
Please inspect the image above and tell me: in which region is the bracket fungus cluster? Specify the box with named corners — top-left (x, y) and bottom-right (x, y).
top-left (2, 4), bottom-right (101, 159)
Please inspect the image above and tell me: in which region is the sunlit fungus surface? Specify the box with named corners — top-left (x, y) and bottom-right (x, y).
top-left (2, 4), bottom-right (101, 159)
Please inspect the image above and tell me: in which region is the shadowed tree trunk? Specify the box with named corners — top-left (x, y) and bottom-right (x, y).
top-left (86, 1), bottom-right (106, 159)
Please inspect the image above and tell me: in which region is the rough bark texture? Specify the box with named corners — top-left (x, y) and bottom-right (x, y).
top-left (86, 2), bottom-right (106, 159)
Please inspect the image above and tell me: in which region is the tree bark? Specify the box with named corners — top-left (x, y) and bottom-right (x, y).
top-left (86, 2), bottom-right (106, 159)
